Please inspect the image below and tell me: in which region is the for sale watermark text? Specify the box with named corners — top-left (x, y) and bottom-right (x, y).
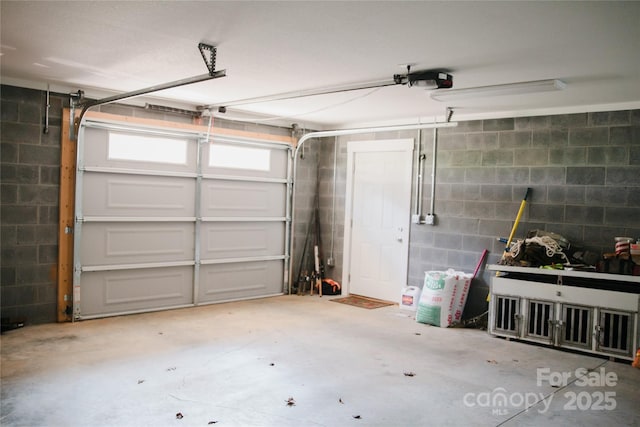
top-left (463, 366), bottom-right (618, 415)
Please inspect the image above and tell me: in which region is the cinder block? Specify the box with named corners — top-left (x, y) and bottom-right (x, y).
top-left (605, 207), bottom-right (640, 227)
top-left (513, 148), bottom-right (549, 166)
top-left (462, 235), bottom-right (494, 252)
top-left (438, 167), bottom-right (465, 184)
top-left (479, 219), bottom-right (512, 237)
top-left (1, 85), bottom-right (42, 103)
top-left (17, 264), bottom-right (53, 286)
top-left (1, 266), bottom-right (17, 286)
top-left (38, 206), bottom-right (59, 224)
top-left (19, 144), bottom-right (60, 165)
top-left (1, 122), bottom-right (41, 143)
top-left (569, 127), bottom-right (609, 146)
top-left (483, 118), bottom-right (514, 132)
top-left (18, 185), bottom-right (59, 204)
top-left (19, 103), bottom-right (41, 124)
top-left (530, 167), bottom-right (566, 184)
top-left (480, 185), bottom-right (513, 202)
top-left (1, 225), bottom-right (17, 248)
top-left (1, 142), bottom-right (19, 163)
top-left (589, 110), bottom-right (630, 126)
top-left (515, 116), bottom-right (550, 130)
top-left (0, 205), bottom-right (38, 224)
top-left (609, 126), bottom-right (632, 146)
top-left (36, 282), bottom-right (57, 304)
top-left (1, 100), bottom-right (19, 121)
top-left (466, 132), bottom-right (499, 150)
top-left (465, 167), bottom-right (496, 184)
top-left (529, 204), bottom-right (565, 222)
top-left (42, 125), bottom-right (62, 147)
top-left (38, 244), bottom-right (58, 264)
top-left (550, 113), bottom-right (587, 129)
top-left (463, 201), bottom-right (496, 219)
top-left (496, 167), bottom-right (529, 184)
top-left (1, 286), bottom-right (18, 306)
top-left (566, 167), bottom-right (605, 185)
top-left (450, 150), bottom-right (481, 166)
top-left (606, 166), bottom-right (640, 185)
top-left (499, 131), bottom-right (532, 148)
top-left (0, 164), bottom-right (38, 184)
top-left (549, 148), bottom-right (586, 165)
top-left (1, 184), bottom-right (18, 204)
top-left (39, 166), bottom-right (60, 185)
top-left (3, 245), bottom-right (38, 265)
top-left (565, 205), bottom-right (604, 225)
top-left (463, 184), bottom-right (481, 201)
top-left (25, 302), bottom-right (57, 323)
top-left (17, 225), bottom-right (36, 244)
top-left (588, 186), bottom-right (627, 205)
top-left (587, 146), bottom-right (629, 165)
top-left (14, 284), bottom-right (37, 305)
top-left (482, 150), bottom-right (514, 166)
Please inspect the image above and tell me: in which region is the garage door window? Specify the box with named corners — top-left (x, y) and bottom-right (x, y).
top-left (209, 144), bottom-right (271, 171)
top-left (108, 133), bottom-right (187, 165)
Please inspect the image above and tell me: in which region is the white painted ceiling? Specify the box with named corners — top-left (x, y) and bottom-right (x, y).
top-left (2, 1), bottom-right (640, 129)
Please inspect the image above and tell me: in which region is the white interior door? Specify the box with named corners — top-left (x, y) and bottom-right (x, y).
top-left (343, 139), bottom-right (413, 302)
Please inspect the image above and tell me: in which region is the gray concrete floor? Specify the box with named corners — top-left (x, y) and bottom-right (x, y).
top-left (1, 295), bottom-right (639, 426)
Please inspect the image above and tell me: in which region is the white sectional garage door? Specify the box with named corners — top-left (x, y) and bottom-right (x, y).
top-left (73, 118), bottom-right (291, 319)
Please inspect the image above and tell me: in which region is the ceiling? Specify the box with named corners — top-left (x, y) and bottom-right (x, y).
top-left (2, 1), bottom-right (640, 129)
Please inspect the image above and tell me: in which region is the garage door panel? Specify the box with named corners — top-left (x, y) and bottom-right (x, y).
top-left (201, 180), bottom-right (285, 217)
top-left (81, 222), bottom-right (194, 266)
top-left (201, 222), bottom-right (284, 260)
top-left (80, 267), bottom-right (193, 317)
top-left (202, 142), bottom-right (288, 179)
top-left (83, 127), bottom-right (198, 173)
top-left (83, 173), bottom-right (195, 217)
top-left (76, 120), bottom-right (289, 319)
top-left (199, 261), bottom-right (283, 303)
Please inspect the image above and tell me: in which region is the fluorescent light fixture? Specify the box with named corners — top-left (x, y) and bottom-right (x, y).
top-left (430, 79), bottom-right (566, 102)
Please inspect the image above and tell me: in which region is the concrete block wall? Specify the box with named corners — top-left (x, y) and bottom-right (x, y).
top-left (1, 85), bottom-right (66, 324)
top-left (416, 110), bottom-right (640, 316)
top-left (0, 85), bottom-right (296, 324)
top-left (316, 110), bottom-right (640, 318)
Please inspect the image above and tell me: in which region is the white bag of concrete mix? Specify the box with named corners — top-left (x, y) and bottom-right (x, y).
top-left (415, 270), bottom-right (459, 327)
top-left (450, 270), bottom-right (473, 323)
top-left (416, 269), bottom-right (473, 327)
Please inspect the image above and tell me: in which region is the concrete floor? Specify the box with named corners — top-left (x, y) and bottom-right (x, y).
top-left (1, 295), bottom-right (639, 427)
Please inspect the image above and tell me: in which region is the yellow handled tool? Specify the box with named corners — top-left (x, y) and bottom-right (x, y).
top-left (488, 188), bottom-right (532, 302)
top-left (504, 187), bottom-right (532, 252)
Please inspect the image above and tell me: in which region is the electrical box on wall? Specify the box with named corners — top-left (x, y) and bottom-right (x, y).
top-left (411, 214), bottom-right (436, 225)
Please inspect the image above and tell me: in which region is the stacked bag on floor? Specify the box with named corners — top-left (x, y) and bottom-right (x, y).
top-left (415, 269), bottom-right (473, 327)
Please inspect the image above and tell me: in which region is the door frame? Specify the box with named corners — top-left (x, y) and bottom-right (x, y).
top-left (341, 139), bottom-right (414, 298)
